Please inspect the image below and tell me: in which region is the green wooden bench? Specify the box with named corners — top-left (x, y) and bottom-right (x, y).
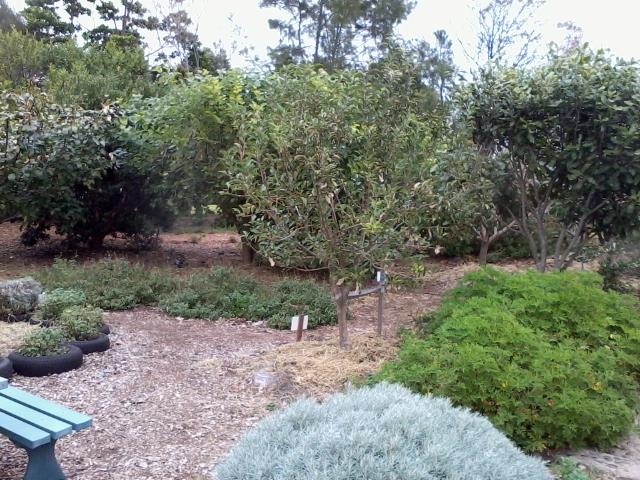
top-left (0, 376), bottom-right (92, 480)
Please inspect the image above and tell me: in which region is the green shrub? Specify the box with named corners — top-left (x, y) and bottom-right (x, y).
top-left (159, 269), bottom-right (336, 326)
top-left (216, 383), bottom-right (552, 480)
top-left (37, 260), bottom-right (337, 327)
top-left (0, 277), bottom-right (43, 316)
top-left (377, 268), bottom-right (640, 453)
top-left (265, 280), bottom-right (337, 329)
top-left (553, 459), bottom-right (592, 480)
top-left (159, 268), bottom-right (266, 320)
top-left (37, 259), bottom-right (178, 310)
top-left (18, 328), bottom-right (67, 357)
top-left (39, 288), bottom-right (87, 321)
top-left (58, 306), bottom-right (104, 341)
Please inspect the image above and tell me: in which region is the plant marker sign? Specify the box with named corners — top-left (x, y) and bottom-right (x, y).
top-left (291, 315), bottom-right (309, 342)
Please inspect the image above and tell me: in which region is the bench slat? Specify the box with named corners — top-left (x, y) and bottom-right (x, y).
top-left (0, 397), bottom-right (73, 439)
top-left (0, 411), bottom-right (50, 449)
top-left (0, 377), bottom-right (7, 390)
top-left (0, 387), bottom-right (92, 431)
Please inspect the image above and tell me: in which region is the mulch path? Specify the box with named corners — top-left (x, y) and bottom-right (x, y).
top-left (0, 283), bottom-right (440, 480)
top-left (1, 311), bottom-right (293, 480)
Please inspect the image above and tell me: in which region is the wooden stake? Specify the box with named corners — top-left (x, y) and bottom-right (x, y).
top-left (377, 285), bottom-right (384, 336)
top-left (377, 270), bottom-right (385, 336)
top-left (296, 315), bottom-right (304, 342)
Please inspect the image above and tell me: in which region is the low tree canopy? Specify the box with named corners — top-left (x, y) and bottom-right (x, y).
top-left (224, 64), bottom-right (440, 346)
top-left (0, 92), bottom-right (175, 247)
top-left (462, 48), bottom-right (640, 271)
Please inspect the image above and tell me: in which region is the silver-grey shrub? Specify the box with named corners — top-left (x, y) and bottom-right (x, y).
top-left (0, 277), bottom-right (43, 316)
top-left (216, 383), bottom-right (552, 480)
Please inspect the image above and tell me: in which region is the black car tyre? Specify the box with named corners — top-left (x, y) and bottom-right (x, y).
top-left (9, 345), bottom-right (83, 377)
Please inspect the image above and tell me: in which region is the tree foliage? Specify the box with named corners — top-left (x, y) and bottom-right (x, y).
top-left (46, 37), bottom-right (155, 108)
top-left (262, 0), bottom-right (415, 70)
top-left (0, 92), bottom-right (174, 246)
top-left (129, 71), bottom-right (253, 221)
top-left (462, 48), bottom-right (640, 271)
top-left (224, 64), bottom-right (439, 346)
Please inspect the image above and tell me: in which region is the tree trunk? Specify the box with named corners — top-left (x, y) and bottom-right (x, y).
top-left (478, 240), bottom-right (490, 266)
top-left (87, 234), bottom-right (106, 249)
top-left (241, 241), bottom-right (254, 264)
top-left (334, 284), bottom-right (350, 349)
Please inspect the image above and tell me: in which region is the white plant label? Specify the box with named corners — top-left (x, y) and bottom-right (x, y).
top-left (290, 315), bottom-right (309, 331)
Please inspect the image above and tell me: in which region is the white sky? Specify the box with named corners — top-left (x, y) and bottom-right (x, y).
top-left (8, 0), bottom-right (640, 71)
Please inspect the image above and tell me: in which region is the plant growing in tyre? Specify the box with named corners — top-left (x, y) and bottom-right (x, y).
top-left (58, 306), bottom-right (110, 354)
top-left (9, 328), bottom-right (83, 377)
top-left (37, 288), bottom-right (87, 324)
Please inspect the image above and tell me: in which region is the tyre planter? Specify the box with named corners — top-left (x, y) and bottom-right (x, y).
top-left (9, 345), bottom-right (83, 377)
top-left (1, 313), bottom-right (32, 323)
top-left (0, 357), bottom-right (13, 379)
top-left (30, 319), bottom-right (54, 328)
top-left (100, 324), bottom-right (111, 335)
top-left (68, 333), bottom-right (110, 354)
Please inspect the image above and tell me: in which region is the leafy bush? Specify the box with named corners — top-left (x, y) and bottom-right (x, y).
top-left (377, 268), bottom-right (640, 452)
top-left (58, 306), bottom-right (104, 341)
top-left (265, 280), bottom-right (337, 329)
top-left (0, 277), bottom-right (43, 317)
top-left (38, 260), bottom-right (337, 326)
top-left (160, 269), bottom-right (337, 326)
top-left (216, 383), bottom-right (552, 480)
top-left (0, 93), bottom-right (175, 247)
top-left (37, 259), bottom-right (178, 310)
top-left (38, 288), bottom-right (87, 321)
top-left (159, 268), bottom-right (266, 320)
top-left (18, 328), bottom-right (67, 357)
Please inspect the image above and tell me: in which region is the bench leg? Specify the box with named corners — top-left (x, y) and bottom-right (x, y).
top-left (22, 441), bottom-right (66, 480)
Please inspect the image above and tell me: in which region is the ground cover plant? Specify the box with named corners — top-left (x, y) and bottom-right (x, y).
top-left (37, 259), bottom-right (336, 326)
top-left (36, 259), bottom-right (179, 310)
top-left (216, 383), bottom-right (552, 479)
top-left (159, 269), bottom-right (337, 327)
top-left (377, 268), bottom-right (640, 453)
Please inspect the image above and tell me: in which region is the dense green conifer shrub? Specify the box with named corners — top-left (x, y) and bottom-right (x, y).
top-left (378, 268), bottom-right (640, 452)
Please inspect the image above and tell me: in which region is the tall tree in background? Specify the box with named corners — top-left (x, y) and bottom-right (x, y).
top-left (22, 0), bottom-right (76, 41)
top-left (0, 0), bottom-right (25, 32)
top-left (84, 0), bottom-right (159, 47)
top-left (474, 0), bottom-right (544, 68)
top-left (158, 0), bottom-right (198, 69)
top-left (261, 0), bottom-right (415, 71)
top-left (405, 30), bottom-right (456, 102)
top-left (187, 44), bottom-right (230, 74)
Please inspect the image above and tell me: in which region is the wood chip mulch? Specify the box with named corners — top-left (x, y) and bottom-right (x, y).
top-left (0, 309), bottom-right (294, 480)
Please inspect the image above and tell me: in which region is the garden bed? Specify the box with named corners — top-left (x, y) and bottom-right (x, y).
top-left (0, 285), bottom-right (434, 480)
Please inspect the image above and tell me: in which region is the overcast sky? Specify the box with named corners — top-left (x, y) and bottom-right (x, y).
top-left (8, 0), bottom-right (640, 70)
